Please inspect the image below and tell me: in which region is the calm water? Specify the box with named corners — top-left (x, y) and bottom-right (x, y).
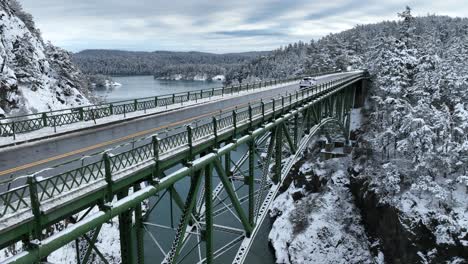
top-left (93, 75), bottom-right (223, 102)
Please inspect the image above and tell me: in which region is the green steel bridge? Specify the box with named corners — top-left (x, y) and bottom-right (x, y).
top-left (0, 71), bottom-right (368, 264)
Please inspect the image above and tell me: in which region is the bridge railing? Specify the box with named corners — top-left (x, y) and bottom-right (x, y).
top-left (0, 71), bottom-right (338, 138)
top-left (0, 73), bottom-right (363, 222)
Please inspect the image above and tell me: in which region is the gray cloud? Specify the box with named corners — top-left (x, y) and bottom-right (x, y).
top-left (19, 0), bottom-right (468, 53)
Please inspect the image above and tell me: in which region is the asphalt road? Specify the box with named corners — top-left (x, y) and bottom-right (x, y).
top-left (0, 72), bottom-right (356, 181)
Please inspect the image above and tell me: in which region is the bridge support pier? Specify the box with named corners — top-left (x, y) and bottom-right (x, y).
top-left (353, 80), bottom-right (368, 108)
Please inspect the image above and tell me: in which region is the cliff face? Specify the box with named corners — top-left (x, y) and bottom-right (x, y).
top-left (0, 0), bottom-right (90, 117)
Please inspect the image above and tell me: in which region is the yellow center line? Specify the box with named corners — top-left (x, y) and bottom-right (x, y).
top-left (0, 95), bottom-right (269, 177)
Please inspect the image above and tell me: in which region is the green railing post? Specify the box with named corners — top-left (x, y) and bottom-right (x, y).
top-left (248, 104), bottom-right (253, 130)
top-left (103, 152), bottom-right (113, 202)
top-left (27, 175), bottom-right (42, 239)
top-left (42, 113), bottom-right (48, 127)
top-left (232, 110), bottom-right (237, 139)
top-left (212, 117), bottom-right (218, 147)
top-left (78, 107), bottom-right (84, 121)
top-left (134, 99), bottom-right (138, 111)
top-left (261, 100), bottom-right (265, 124)
top-left (12, 121), bottom-right (16, 140)
top-left (272, 98), bottom-right (276, 118)
top-left (151, 135), bottom-right (159, 184)
top-left (289, 93), bottom-right (292, 110)
top-left (187, 92), bottom-right (190, 103)
top-left (155, 96), bottom-right (158, 107)
top-left (109, 104), bottom-right (113, 115)
top-left (172, 94), bottom-right (176, 105)
top-left (187, 125), bottom-right (193, 161)
top-left (281, 96), bottom-right (285, 115)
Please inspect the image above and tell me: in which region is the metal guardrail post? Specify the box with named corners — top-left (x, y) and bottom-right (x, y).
top-left (11, 121), bottom-right (15, 140)
top-left (172, 94), bottom-right (176, 104)
top-left (289, 94), bottom-right (292, 110)
top-left (261, 100), bottom-right (265, 124)
top-left (272, 98), bottom-right (276, 118)
top-left (213, 117), bottom-right (218, 146)
top-left (134, 99), bottom-right (138, 111)
top-left (281, 96), bottom-right (285, 115)
top-left (187, 125), bottom-right (193, 161)
top-left (151, 135), bottom-right (159, 184)
top-left (155, 96), bottom-right (158, 107)
top-left (79, 107), bottom-right (84, 121)
top-left (248, 104), bottom-right (253, 130)
top-left (103, 152), bottom-right (113, 202)
top-left (27, 175), bottom-right (42, 239)
top-left (42, 113), bottom-right (48, 127)
top-left (232, 110), bottom-right (237, 139)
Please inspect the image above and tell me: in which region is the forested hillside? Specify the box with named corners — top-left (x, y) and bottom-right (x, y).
top-left (73, 50), bottom-right (269, 79)
top-left (0, 0), bottom-right (91, 116)
top-left (251, 7), bottom-right (468, 263)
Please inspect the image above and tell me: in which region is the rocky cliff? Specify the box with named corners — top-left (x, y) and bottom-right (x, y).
top-left (0, 0), bottom-right (90, 117)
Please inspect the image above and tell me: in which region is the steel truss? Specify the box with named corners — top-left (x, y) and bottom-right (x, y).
top-left (0, 74), bottom-right (366, 264)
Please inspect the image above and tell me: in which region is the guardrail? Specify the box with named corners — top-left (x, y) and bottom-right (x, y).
top-left (0, 73), bottom-right (362, 221)
top-left (0, 71), bottom-right (338, 138)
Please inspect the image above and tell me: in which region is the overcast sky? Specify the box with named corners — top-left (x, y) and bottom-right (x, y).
top-left (20, 0), bottom-right (467, 53)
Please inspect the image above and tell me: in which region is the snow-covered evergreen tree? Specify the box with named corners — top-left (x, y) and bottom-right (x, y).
top-left (0, 0), bottom-right (91, 116)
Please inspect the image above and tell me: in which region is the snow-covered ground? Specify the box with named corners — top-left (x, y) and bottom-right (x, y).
top-left (269, 157), bottom-right (379, 264)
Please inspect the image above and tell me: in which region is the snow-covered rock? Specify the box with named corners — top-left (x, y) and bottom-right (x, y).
top-left (0, 0), bottom-right (90, 116)
top-left (269, 156), bottom-right (376, 264)
top-left (104, 80), bottom-right (121, 88)
top-left (212, 75), bottom-right (225, 81)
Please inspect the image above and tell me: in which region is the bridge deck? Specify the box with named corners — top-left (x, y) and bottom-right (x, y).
top-left (0, 72), bottom-right (365, 252)
top-left (0, 72), bottom-right (351, 180)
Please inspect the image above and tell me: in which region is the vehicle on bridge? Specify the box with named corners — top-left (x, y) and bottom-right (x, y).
top-left (299, 77), bottom-right (317, 89)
